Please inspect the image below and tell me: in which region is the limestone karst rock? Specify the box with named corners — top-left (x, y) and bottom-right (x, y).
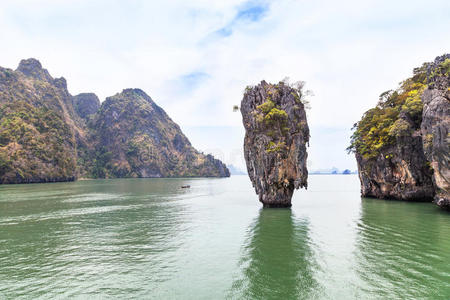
top-left (354, 131), bottom-right (435, 201)
top-left (241, 80), bottom-right (309, 207)
top-left (421, 54), bottom-right (450, 209)
top-left (0, 59), bottom-right (81, 183)
top-left (0, 58), bottom-right (229, 183)
top-left (349, 54), bottom-right (449, 210)
top-left (73, 93), bottom-right (101, 120)
top-left (89, 88), bottom-right (230, 178)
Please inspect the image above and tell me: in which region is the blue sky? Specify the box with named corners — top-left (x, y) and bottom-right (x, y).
top-left (1, 0), bottom-right (449, 171)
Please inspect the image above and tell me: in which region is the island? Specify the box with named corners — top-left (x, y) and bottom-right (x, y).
top-left (348, 54), bottom-right (449, 210)
top-left (0, 58), bottom-right (229, 183)
top-left (241, 80), bottom-right (310, 207)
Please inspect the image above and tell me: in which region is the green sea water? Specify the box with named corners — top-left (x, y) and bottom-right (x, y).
top-left (0, 175), bottom-right (449, 299)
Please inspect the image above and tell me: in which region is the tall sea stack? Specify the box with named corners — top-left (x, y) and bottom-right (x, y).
top-left (241, 80), bottom-right (309, 208)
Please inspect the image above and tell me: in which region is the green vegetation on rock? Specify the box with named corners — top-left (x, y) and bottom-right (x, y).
top-left (0, 59), bottom-right (230, 183)
top-left (0, 101), bottom-right (76, 183)
top-left (254, 95), bottom-right (292, 153)
top-left (266, 141), bottom-right (287, 153)
top-left (349, 54), bottom-right (449, 207)
top-left (347, 60), bottom-right (441, 158)
top-left (257, 99), bottom-right (275, 114)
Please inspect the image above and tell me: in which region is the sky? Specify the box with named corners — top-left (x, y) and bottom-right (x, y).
top-left (0, 0), bottom-right (449, 171)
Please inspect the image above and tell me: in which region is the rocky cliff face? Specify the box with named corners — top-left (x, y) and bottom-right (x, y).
top-left (421, 55), bottom-right (450, 209)
top-left (241, 80), bottom-right (309, 207)
top-left (0, 59), bottom-right (229, 183)
top-left (0, 59), bottom-right (81, 183)
top-left (90, 89), bottom-right (230, 178)
top-left (73, 93), bottom-right (100, 120)
top-left (355, 133), bottom-right (435, 201)
top-left (350, 54), bottom-right (449, 209)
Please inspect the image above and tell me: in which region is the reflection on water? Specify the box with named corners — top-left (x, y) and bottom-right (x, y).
top-left (355, 198), bottom-right (450, 299)
top-left (229, 209), bottom-right (318, 299)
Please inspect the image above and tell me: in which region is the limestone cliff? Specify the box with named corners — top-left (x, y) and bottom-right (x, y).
top-left (0, 59), bottom-right (229, 183)
top-left (89, 89), bottom-right (230, 178)
top-left (73, 93), bottom-right (100, 120)
top-left (241, 80), bottom-right (309, 207)
top-left (349, 54), bottom-right (449, 209)
top-left (421, 55), bottom-right (450, 209)
top-left (0, 59), bottom-right (82, 183)
top-left (354, 132), bottom-right (435, 201)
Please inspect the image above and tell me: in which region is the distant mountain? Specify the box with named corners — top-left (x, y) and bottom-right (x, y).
top-left (0, 59), bottom-right (84, 183)
top-left (227, 164), bottom-right (247, 175)
top-left (89, 89), bottom-right (230, 178)
top-left (310, 167), bottom-right (357, 175)
top-left (0, 58), bottom-right (229, 183)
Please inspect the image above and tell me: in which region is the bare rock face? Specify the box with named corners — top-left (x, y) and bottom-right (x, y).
top-left (421, 54), bottom-right (450, 209)
top-left (73, 93), bottom-right (100, 120)
top-left (241, 80), bottom-right (309, 207)
top-left (355, 126), bottom-right (435, 201)
top-left (16, 58), bottom-right (53, 82)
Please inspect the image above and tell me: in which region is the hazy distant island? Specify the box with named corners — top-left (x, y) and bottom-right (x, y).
top-left (227, 164), bottom-right (247, 175)
top-left (309, 167), bottom-right (358, 175)
top-left (241, 80), bottom-right (309, 207)
top-left (349, 54), bottom-right (449, 210)
top-left (0, 58), bottom-right (230, 184)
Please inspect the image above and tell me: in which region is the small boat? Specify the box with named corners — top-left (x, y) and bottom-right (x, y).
top-left (181, 185), bottom-right (191, 189)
